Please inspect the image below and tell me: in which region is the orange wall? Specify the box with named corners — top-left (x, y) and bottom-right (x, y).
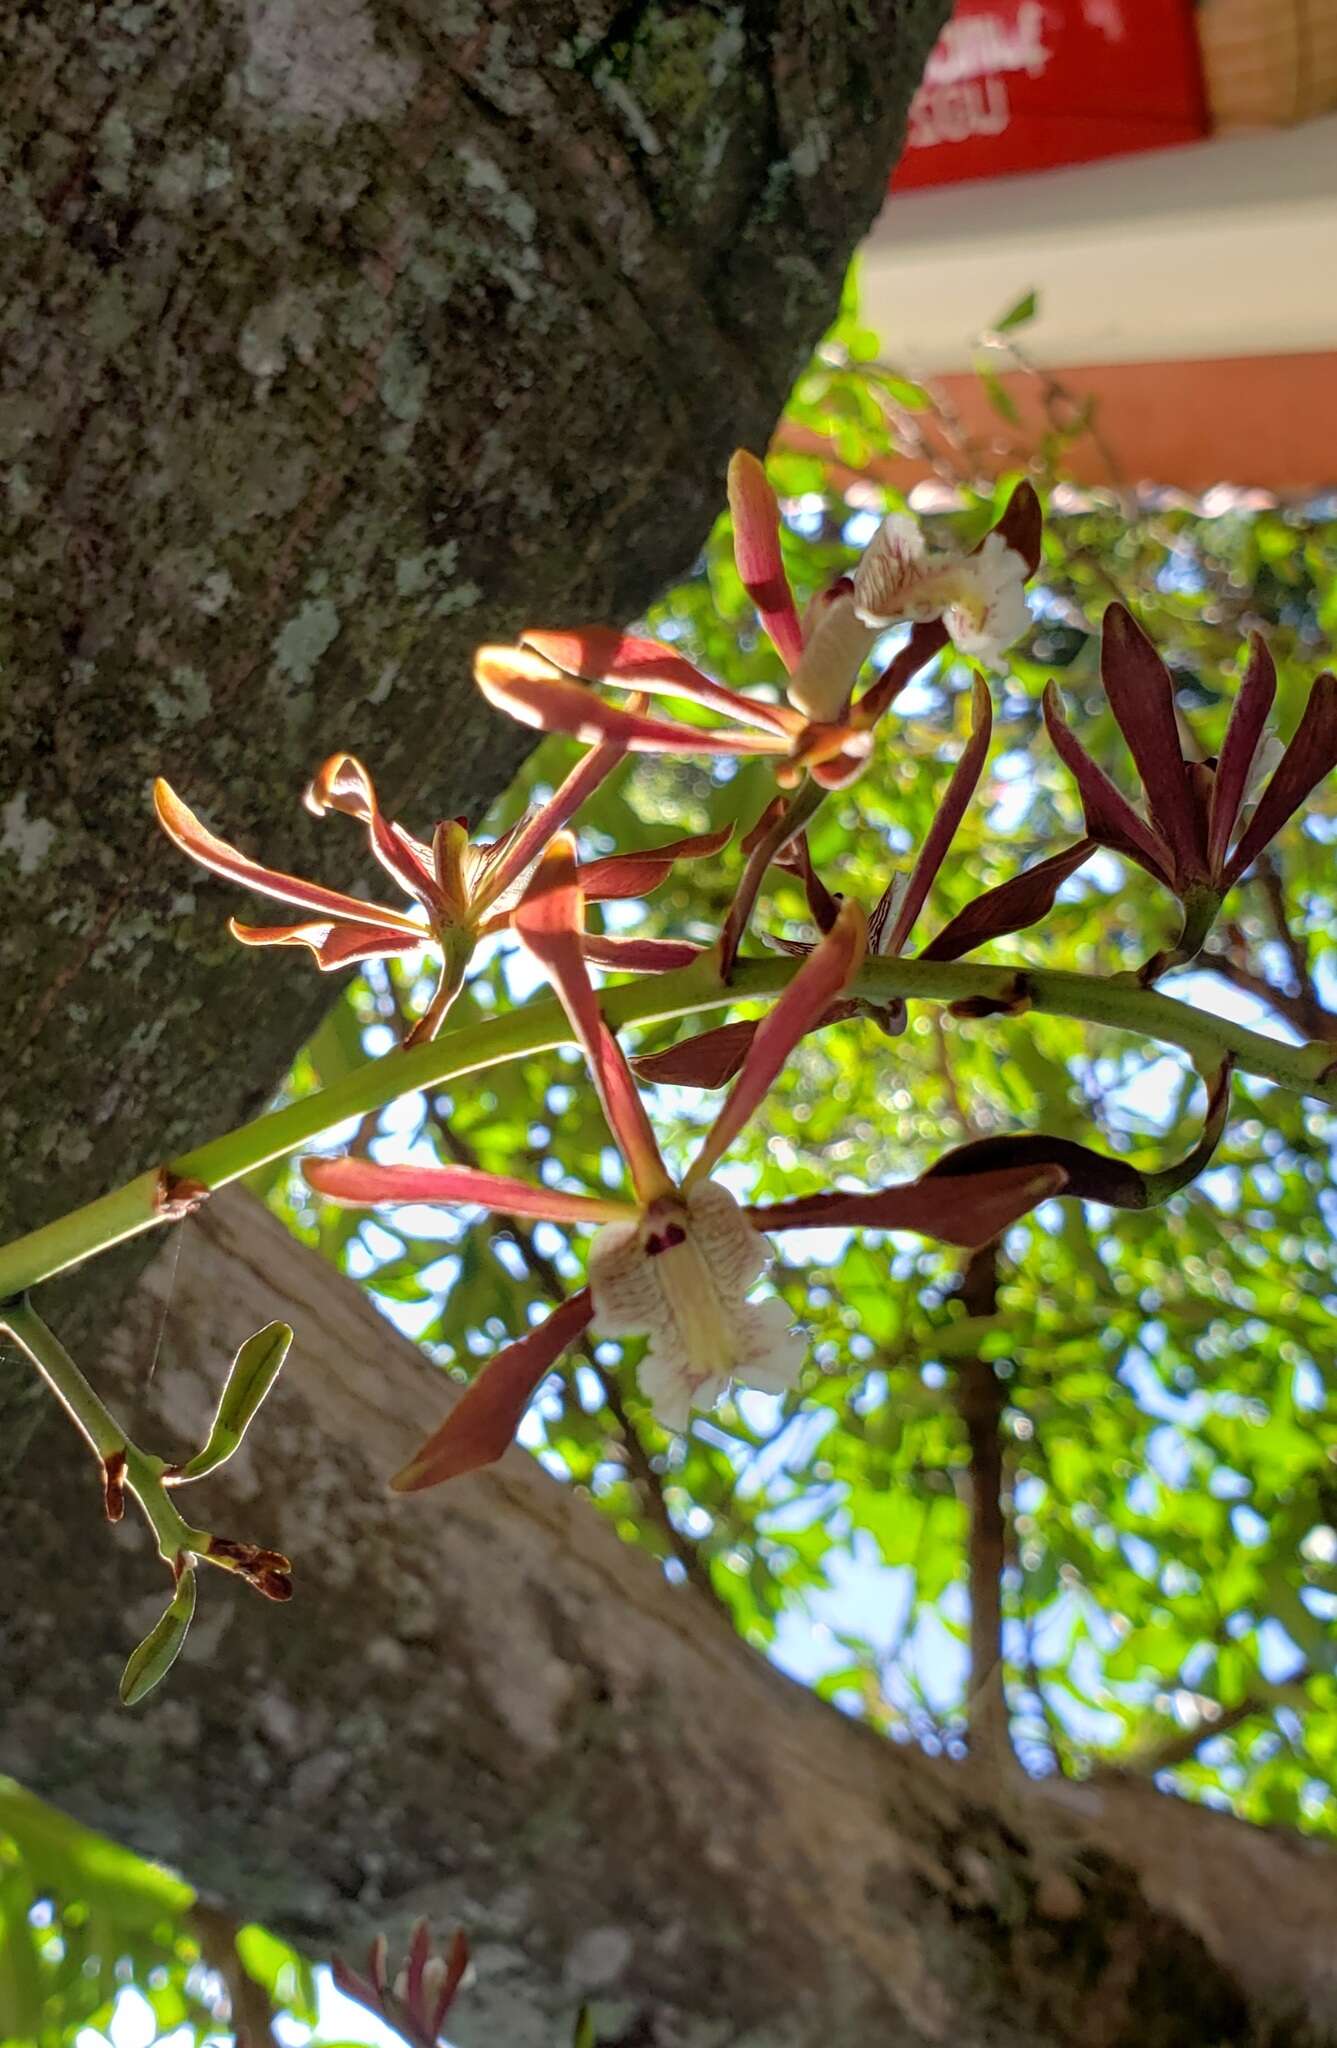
top-left (786, 354), bottom-right (1337, 496)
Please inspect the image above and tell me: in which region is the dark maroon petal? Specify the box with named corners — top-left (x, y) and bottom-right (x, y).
top-left (925, 1061), bottom-right (1231, 1209)
top-left (919, 839), bottom-right (1094, 962)
top-left (1100, 604), bottom-right (1206, 886)
top-left (1222, 671), bottom-right (1337, 886)
top-left (1043, 682), bottom-right (1177, 886)
top-left (880, 673), bottom-right (992, 956)
top-left (986, 479), bottom-right (1043, 576)
top-left (580, 932), bottom-right (705, 971)
top-left (851, 619), bottom-right (948, 730)
top-left (633, 1019), bottom-right (760, 1089)
top-left (749, 1162), bottom-right (1064, 1247)
top-left (1207, 634), bottom-right (1278, 878)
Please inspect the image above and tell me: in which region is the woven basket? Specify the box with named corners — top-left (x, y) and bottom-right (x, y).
top-left (1198, 0), bottom-right (1337, 125)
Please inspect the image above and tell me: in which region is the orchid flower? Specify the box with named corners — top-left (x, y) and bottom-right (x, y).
top-left (1045, 605), bottom-right (1337, 969)
top-left (301, 837), bottom-right (1064, 1487)
top-left (332, 1921), bottom-right (469, 2048)
top-left (473, 459), bottom-right (1042, 795)
top-left (636, 678), bottom-right (1093, 1086)
top-left (155, 747), bottom-right (726, 1046)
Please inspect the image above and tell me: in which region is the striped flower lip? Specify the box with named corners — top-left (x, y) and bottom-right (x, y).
top-left (473, 455), bottom-right (1042, 795)
top-left (300, 838), bottom-right (1065, 1491)
top-left (154, 742), bottom-right (726, 1046)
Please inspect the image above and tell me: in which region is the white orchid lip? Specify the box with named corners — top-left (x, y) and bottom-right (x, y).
top-left (588, 1181), bottom-right (805, 1432)
top-left (854, 518), bottom-right (1031, 669)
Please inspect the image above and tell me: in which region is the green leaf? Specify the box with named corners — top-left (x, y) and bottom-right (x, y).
top-left (235, 1923), bottom-right (318, 2024)
top-left (174, 1322), bottom-right (292, 1481)
top-left (120, 1570), bottom-right (197, 1706)
top-left (0, 1779), bottom-right (193, 1926)
top-left (993, 288), bottom-right (1039, 332)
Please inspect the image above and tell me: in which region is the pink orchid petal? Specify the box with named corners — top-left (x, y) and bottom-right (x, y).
top-left (919, 840), bottom-right (1094, 962)
top-left (1100, 605), bottom-right (1207, 886)
top-left (228, 917), bottom-right (423, 968)
top-left (513, 836), bottom-right (672, 1202)
top-left (1042, 683), bottom-right (1177, 886)
top-left (154, 778), bottom-right (421, 932)
top-left (472, 733), bottom-right (626, 912)
top-left (405, 1920), bottom-right (430, 2017)
top-left (581, 932), bottom-right (705, 971)
top-left (790, 833), bottom-right (840, 933)
top-left (304, 753), bottom-right (444, 909)
top-left (727, 449), bottom-right (804, 672)
top-left (1222, 669), bottom-right (1337, 885)
top-left (1206, 634), bottom-right (1277, 879)
top-left (748, 1163), bottom-right (1065, 1247)
top-left (476, 646), bottom-right (790, 756)
top-left (390, 1288), bottom-right (595, 1491)
top-left (688, 898), bottom-right (867, 1186)
top-left (301, 1155), bottom-right (636, 1225)
top-left (719, 787), bottom-right (816, 978)
top-left (520, 627), bottom-right (800, 735)
top-left (578, 823), bottom-right (733, 900)
top-left (986, 479), bottom-right (1043, 576)
top-left (883, 673), bottom-right (992, 956)
top-left (433, 1932), bottom-right (470, 2032)
top-left (633, 1019), bottom-right (759, 1089)
top-left (851, 619), bottom-right (949, 730)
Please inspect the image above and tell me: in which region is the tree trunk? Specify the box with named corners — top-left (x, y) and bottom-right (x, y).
top-left (0, 0), bottom-right (948, 1378)
top-left (4, 1194), bottom-right (1335, 2047)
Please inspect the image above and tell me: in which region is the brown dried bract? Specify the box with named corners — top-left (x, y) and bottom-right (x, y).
top-left (101, 1449), bottom-right (127, 1523)
top-left (154, 1171), bottom-right (211, 1221)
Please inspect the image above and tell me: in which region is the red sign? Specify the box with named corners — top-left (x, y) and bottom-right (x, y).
top-left (893, 0), bottom-right (1208, 190)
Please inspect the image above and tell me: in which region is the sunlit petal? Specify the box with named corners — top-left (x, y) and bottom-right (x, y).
top-left (154, 778), bottom-right (420, 932)
top-left (301, 1155), bottom-right (636, 1225)
top-left (519, 627), bottom-right (800, 735)
top-left (727, 449), bottom-right (804, 672)
top-left (512, 836), bottom-right (672, 1203)
top-left (476, 645), bottom-right (790, 755)
top-left (304, 753), bottom-right (443, 908)
top-left (228, 917), bottom-right (424, 968)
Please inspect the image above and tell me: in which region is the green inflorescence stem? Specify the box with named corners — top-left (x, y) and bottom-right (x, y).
top-left (0, 1299), bottom-right (210, 1569)
top-left (0, 953), bottom-right (1333, 1301)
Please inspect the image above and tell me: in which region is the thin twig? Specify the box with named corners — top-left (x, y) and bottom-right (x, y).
top-left (1121, 1662), bottom-right (1312, 1776)
top-left (955, 1243), bottom-right (1015, 1773)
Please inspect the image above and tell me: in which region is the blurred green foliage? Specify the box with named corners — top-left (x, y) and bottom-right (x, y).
top-left (8, 272), bottom-right (1337, 2044)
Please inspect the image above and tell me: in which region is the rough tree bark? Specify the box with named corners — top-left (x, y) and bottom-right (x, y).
top-left (0, 0), bottom-right (948, 1373)
top-left (4, 1193), bottom-right (1336, 2047)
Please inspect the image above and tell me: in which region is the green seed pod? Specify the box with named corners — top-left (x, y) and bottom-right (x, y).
top-left (173, 1322), bottom-right (292, 1482)
top-left (120, 1569), bottom-right (197, 1706)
